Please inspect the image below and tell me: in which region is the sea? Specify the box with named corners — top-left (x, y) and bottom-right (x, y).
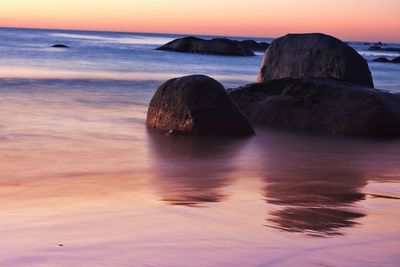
top-left (0, 27), bottom-right (399, 267)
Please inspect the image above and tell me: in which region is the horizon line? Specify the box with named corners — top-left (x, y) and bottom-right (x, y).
top-left (1, 26), bottom-right (397, 44)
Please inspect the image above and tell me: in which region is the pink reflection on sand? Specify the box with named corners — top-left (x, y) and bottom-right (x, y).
top-left (0, 82), bottom-right (399, 266)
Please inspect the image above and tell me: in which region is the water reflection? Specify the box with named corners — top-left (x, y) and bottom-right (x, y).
top-left (147, 132), bottom-right (249, 207)
top-left (259, 130), bottom-right (370, 237)
top-left (147, 127), bottom-right (400, 236)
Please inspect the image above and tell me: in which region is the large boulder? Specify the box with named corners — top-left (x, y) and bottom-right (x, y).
top-left (229, 78), bottom-right (400, 137)
top-left (147, 75), bottom-right (254, 136)
top-left (257, 33), bottom-right (374, 88)
top-left (156, 37), bottom-right (255, 56)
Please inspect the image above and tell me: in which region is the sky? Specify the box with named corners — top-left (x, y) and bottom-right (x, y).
top-left (0, 0), bottom-right (399, 42)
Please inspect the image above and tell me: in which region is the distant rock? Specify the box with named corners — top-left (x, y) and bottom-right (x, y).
top-left (392, 57), bottom-right (400, 63)
top-left (372, 57), bottom-right (390, 63)
top-left (373, 42), bottom-right (384, 46)
top-left (229, 78), bottom-right (400, 137)
top-left (156, 37), bottom-right (255, 56)
top-left (146, 75), bottom-right (254, 136)
top-left (52, 44), bottom-right (69, 48)
top-left (240, 40), bottom-right (269, 51)
top-left (368, 45), bottom-right (382, 51)
top-left (363, 42), bottom-right (370, 45)
top-left (383, 47), bottom-right (400, 52)
top-left (368, 45), bottom-right (400, 52)
top-left (257, 33), bottom-right (374, 88)
top-left (372, 57), bottom-right (400, 63)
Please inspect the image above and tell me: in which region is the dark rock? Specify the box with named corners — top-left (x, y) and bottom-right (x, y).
top-left (368, 45), bottom-right (400, 52)
top-left (372, 57), bottom-right (390, 63)
top-left (258, 33), bottom-right (374, 88)
top-left (156, 37), bottom-right (255, 56)
top-left (229, 78), bottom-right (400, 137)
top-left (382, 47), bottom-right (400, 52)
top-left (392, 57), bottom-right (400, 63)
top-left (372, 56), bottom-right (400, 64)
top-left (363, 42), bottom-right (370, 45)
top-left (368, 45), bottom-right (382, 51)
top-left (52, 44), bottom-right (69, 48)
top-left (147, 75), bottom-right (254, 136)
top-left (374, 42), bottom-right (384, 46)
top-left (240, 40), bottom-right (269, 51)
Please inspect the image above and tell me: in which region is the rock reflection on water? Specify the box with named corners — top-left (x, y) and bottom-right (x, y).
top-left (147, 126), bottom-right (400, 237)
top-left (265, 162), bottom-right (367, 236)
top-left (148, 132), bottom-right (248, 207)
top-left (258, 130), bottom-right (400, 237)
top-left (268, 207), bottom-right (364, 237)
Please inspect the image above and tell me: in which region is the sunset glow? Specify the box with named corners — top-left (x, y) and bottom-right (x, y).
top-left (1, 0), bottom-right (399, 42)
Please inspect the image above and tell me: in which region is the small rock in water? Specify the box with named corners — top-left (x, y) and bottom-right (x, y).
top-left (372, 57), bottom-right (390, 63)
top-left (52, 44), bottom-right (69, 48)
top-left (368, 45), bottom-right (400, 52)
top-left (368, 45), bottom-right (382, 51)
top-left (392, 57), bottom-right (400, 64)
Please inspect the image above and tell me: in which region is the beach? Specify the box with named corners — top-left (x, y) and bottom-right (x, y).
top-left (0, 28), bottom-right (400, 266)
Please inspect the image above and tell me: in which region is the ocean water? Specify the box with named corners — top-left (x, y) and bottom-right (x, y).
top-left (0, 28), bottom-right (399, 267)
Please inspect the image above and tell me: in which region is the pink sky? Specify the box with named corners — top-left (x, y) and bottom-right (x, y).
top-left (0, 0), bottom-right (399, 42)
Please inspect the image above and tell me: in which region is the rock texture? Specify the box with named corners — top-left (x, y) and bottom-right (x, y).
top-left (257, 33), bottom-right (374, 88)
top-left (156, 37), bottom-right (255, 56)
top-left (229, 78), bottom-right (400, 137)
top-left (147, 75), bottom-right (254, 136)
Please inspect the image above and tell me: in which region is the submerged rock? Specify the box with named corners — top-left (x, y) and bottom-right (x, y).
top-left (146, 75), bottom-right (254, 136)
top-left (156, 37), bottom-right (255, 56)
top-left (368, 45), bottom-right (382, 51)
top-left (372, 57), bottom-right (390, 63)
top-left (52, 44), bottom-right (69, 48)
top-left (372, 57), bottom-right (400, 64)
top-left (368, 45), bottom-right (400, 52)
top-left (257, 33), bottom-right (374, 88)
top-left (392, 57), bottom-right (400, 63)
top-left (229, 78), bottom-right (400, 137)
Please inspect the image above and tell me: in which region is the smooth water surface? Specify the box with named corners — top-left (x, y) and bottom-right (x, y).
top-left (0, 28), bottom-right (399, 267)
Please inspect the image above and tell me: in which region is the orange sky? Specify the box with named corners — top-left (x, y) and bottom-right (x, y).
top-left (0, 0), bottom-right (399, 42)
